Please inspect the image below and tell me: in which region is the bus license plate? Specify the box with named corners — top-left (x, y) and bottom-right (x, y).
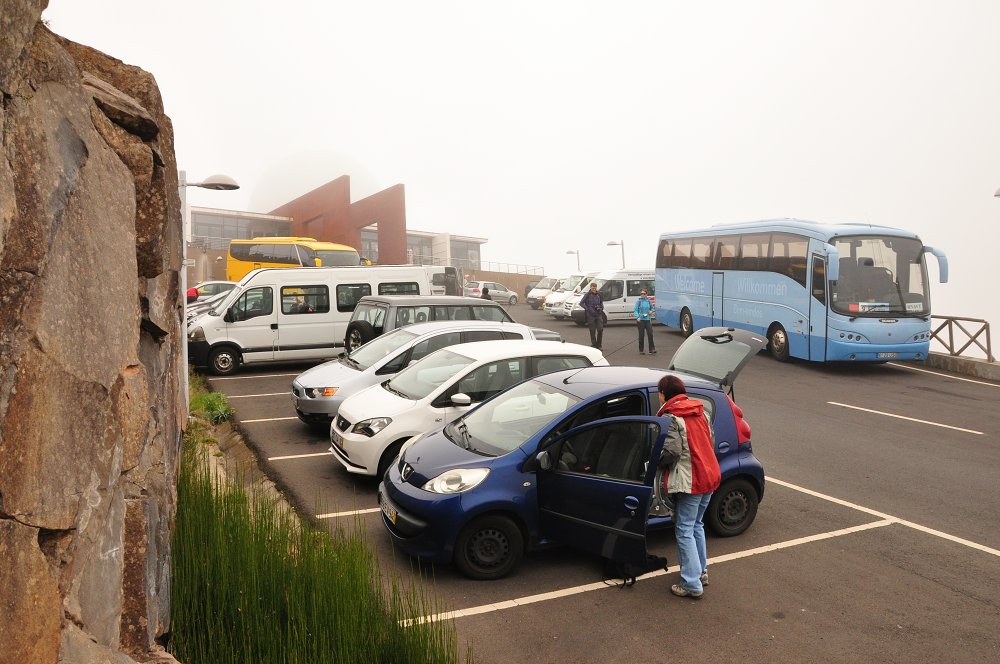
top-left (381, 498), bottom-right (397, 525)
top-left (877, 352), bottom-right (898, 359)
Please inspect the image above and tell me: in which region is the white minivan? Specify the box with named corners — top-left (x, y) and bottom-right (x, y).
top-left (543, 272), bottom-right (596, 318)
top-left (567, 269), bottom-right (656, 325)
top-left (188, 265), bottom-right (432, 375)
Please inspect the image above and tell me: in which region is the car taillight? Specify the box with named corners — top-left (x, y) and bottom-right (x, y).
top-left (727, 394), bottom-right (751, 445)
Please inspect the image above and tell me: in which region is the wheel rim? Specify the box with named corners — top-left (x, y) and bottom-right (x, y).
top-left (681, 312), bottom-right (692, 335)
top-left (718, 489), bottom-right (748, 527)
top-left (465, 527), bottom-right (510, 570)
top-left (214, 352), bottom-right (234, 372)
top-left (771, 328), bottom-right (787, 356)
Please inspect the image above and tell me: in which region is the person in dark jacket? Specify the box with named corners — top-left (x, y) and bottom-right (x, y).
top-left (579, 282), bottom-right (604, 349)
top-left (656, 374), bottom-right (720, 599)
top-left (480, 287), bottom-right (491, 300)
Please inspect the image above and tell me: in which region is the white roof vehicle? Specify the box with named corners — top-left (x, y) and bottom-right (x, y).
top-left (291, 320), bottom-right (562, 426)
top-left (329, 340), bottom-right (607, 477)
top-left (525, 276), bottom-right (561, 310)
top-left (543, 273), bottom-right (595, 318)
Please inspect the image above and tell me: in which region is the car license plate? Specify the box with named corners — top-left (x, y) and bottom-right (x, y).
top-left (877, 352), bottom-right (898, 359)
top-left (381, 498), bottom-right (397, 525)
top-left (331, 431), bottom-right (344, 449)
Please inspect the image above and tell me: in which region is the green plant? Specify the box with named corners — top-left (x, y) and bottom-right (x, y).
top-left (190, 390), bottom-right (234, 424)
top-left (171, 414), bottom-right (463, 662)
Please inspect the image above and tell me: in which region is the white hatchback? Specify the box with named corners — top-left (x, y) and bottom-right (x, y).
top-left (329, 340), bottom-right (607, 477)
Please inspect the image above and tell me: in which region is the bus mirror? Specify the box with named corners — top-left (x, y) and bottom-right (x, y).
top-left (314, 258), bottom-right (322, 267)
top-left (825, 244), bottom-right (840, 282)
top-left (923, 246), bottom-right (948, 283)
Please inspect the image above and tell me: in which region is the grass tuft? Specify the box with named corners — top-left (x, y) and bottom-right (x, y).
top-left (171, 377), bottom-right (463, 663)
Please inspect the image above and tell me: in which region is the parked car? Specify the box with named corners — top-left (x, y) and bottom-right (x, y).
top-left (291, 320), bottom-right (562, 426)
top-left (186, 289), bottom-right (232, 321)
top-left (543, 273), bottom-right (594, 319)
top-left (523, 280), bottom-right (540, 299)
top-left (525, 276), bottom-right (561, 310)
top-left (344, 295), bottom-right (515, 353)
top-left (464, 280), bottom-right (518, 305)
top-left (194, 280), bottom-right (237, 299)
top-left (329, 340), bottom-right (607, 478)
top-left (378, 327), bottom-right (767, 580)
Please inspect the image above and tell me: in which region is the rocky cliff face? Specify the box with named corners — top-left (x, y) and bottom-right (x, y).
top-left (0, 3), bottom-right (184, 662)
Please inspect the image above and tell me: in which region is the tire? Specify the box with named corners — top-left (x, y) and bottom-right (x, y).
top-left (768, 324), bottom-right (790, 362)
top-left (508, 294), bottom-right (517, 305)
top-left (345, 321), bottom-right (376, 353)
top-left (377, 441), bottom-right (404, 480)
top-left (706, 478), bottom-right (759, 537)
top-left (530, 303), bottom-right (540, 310)
top-left (208, 346), bottom-right (240, 376)
top-left (680, 309), bottom-right (694, 338)
top-left (453, 515), bottom-right (524, 580)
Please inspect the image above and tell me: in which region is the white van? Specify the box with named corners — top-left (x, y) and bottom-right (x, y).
top-left (543, 272), bottom-right (596, 318)
top-left (187, 265), bottom-right (432, 375)
top-left (525, 276), bottom-right (561, 310)
top-left (567, 269), bottom-right (656, 325)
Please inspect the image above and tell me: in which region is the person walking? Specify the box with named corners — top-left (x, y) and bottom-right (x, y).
top-left (579, 281), bottom-right (605, 349)
top-left (634, 288), bottom-right (656, 355)
top-left (656, 375), bottom-right (720, 599)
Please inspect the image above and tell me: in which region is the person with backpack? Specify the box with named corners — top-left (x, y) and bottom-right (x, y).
top-left (656, 374), bottom-right (720, 599)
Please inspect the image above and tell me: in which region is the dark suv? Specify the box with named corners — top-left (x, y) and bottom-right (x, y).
top-left (345, 295), bottom-right (518, 352)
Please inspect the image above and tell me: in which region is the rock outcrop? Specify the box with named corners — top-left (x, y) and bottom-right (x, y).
top-left (0, 2), bottom-right (184, 662)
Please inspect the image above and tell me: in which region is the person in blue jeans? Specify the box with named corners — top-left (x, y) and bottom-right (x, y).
top-left (656, 375), bottom-right (720, 599)
top-left (633, 289), bottom-right (656, 355)
top-left (579, 282), bottom-right (605, 349)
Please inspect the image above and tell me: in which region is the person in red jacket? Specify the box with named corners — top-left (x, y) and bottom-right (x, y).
top-left (186, 286), bottom-right (199, 304)
top-left (656, 374), bottom-right (721, 599)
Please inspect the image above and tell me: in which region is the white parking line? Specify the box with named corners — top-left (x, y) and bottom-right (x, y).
top-left (242, 416), bottom-right (299, 423)
top-left (888, 362), bottom-right (1000, 387)
top-left (210, 373), bottom-right (300, 381)
top-left (268, 451), bottom-right (334, 461)
top-left (404, 519), bottom-right (895, 626)
top-left (316, 507), bottom-right (380, 520)
top-left (228, 392), bottom-right (287, 399)
top-left (404, 476), bottom-right (1000, 626)
top-left (828, 401), bottom-right (984, 435)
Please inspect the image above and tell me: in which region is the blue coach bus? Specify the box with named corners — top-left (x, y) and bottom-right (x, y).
top-left (654, 219), bottom-right (948, 362)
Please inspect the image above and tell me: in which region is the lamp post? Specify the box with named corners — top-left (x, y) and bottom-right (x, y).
top-left (607, 240), bottom-right (625, 269)
top-left (566, 250), bottom-right (580, 271)
top-left (179, 170), bottom-right (239, 412)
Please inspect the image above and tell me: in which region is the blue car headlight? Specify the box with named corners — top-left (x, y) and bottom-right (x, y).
top-left (422, 468), bottom-right (490, 494)
top-left (352, 417), bottom-right (392, 437)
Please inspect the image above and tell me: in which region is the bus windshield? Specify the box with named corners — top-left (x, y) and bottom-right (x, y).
top-left (830, 236), bottom-right (929, 316)
top-left (312, 248), bottom-right (361, 266)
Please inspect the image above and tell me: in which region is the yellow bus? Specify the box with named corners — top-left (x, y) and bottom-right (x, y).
top-left (226, 237), bottom-right (363, 281)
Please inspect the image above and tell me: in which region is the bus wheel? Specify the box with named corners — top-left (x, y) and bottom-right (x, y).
top-left (768, 324), bottom-right (790, 362)
top-left (680, 309), bottom-right (694, 338)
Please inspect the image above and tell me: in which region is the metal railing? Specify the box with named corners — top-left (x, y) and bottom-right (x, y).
top-left (930, 315), bottom-right (994, 362)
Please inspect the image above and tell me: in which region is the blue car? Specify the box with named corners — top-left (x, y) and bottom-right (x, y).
top-left (378, 327), bottom-right (768, 580)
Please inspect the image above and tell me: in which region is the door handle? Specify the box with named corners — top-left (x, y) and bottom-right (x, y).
top-left (271, 323), bottom-right (278, 330)
top-left (717, 441), bottom-right (730, 453)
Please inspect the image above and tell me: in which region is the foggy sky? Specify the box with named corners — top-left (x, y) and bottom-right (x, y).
top-left (42, 1), bottom-right (1000, 352)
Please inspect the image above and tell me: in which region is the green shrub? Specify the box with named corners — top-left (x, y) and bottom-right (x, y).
top-left (190, 390), bottom-right (234, 425)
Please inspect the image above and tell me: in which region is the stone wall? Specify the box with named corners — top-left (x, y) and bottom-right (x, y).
top-left (0, 3), bottom-right (184, 662)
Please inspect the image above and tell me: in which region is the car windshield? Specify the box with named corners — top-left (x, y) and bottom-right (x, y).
top-left (446, 380), bottom-right (581, 456)
top-left (385, 348), bottom-right (474, 400)
top-left (535, 277), bottom-right (558, 290)
top-left (348, 328), bottom-right (419, 370)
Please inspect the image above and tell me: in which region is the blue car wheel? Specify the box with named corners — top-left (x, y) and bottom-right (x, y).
top-left (454, 515), bottom-right (524, 580)
top-left (706, 478), bottom-right (758, 537)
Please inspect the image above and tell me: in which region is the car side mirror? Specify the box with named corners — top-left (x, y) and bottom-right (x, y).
top-left (223, 308), bottom-right (234, 323)
top-left (536, 450), bottom-right (553, 472)
top-left (451, 393), bottom-right (472, 407)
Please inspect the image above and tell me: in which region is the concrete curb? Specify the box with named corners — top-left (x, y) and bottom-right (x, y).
top-left (924, 352), bottom-right (1000, 382)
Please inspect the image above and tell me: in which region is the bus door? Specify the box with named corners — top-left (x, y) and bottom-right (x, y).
top-left (807, 255), bottom-right (828, 361)
top-left (712, 272), bottom-right (725, 326)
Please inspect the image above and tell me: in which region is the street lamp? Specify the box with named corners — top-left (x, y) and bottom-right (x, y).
top-left (607, 240), bottom-right (625, 269)
top-left (566, 250), bottom-right (580, 271)
top-left (180, 170), bottom-right (240, 411)
top-left (995, 187), bottom-right (1000, 197)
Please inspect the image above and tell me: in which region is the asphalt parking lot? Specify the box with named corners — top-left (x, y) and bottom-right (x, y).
top-left (204, 305), bottom-right (1000, 663)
